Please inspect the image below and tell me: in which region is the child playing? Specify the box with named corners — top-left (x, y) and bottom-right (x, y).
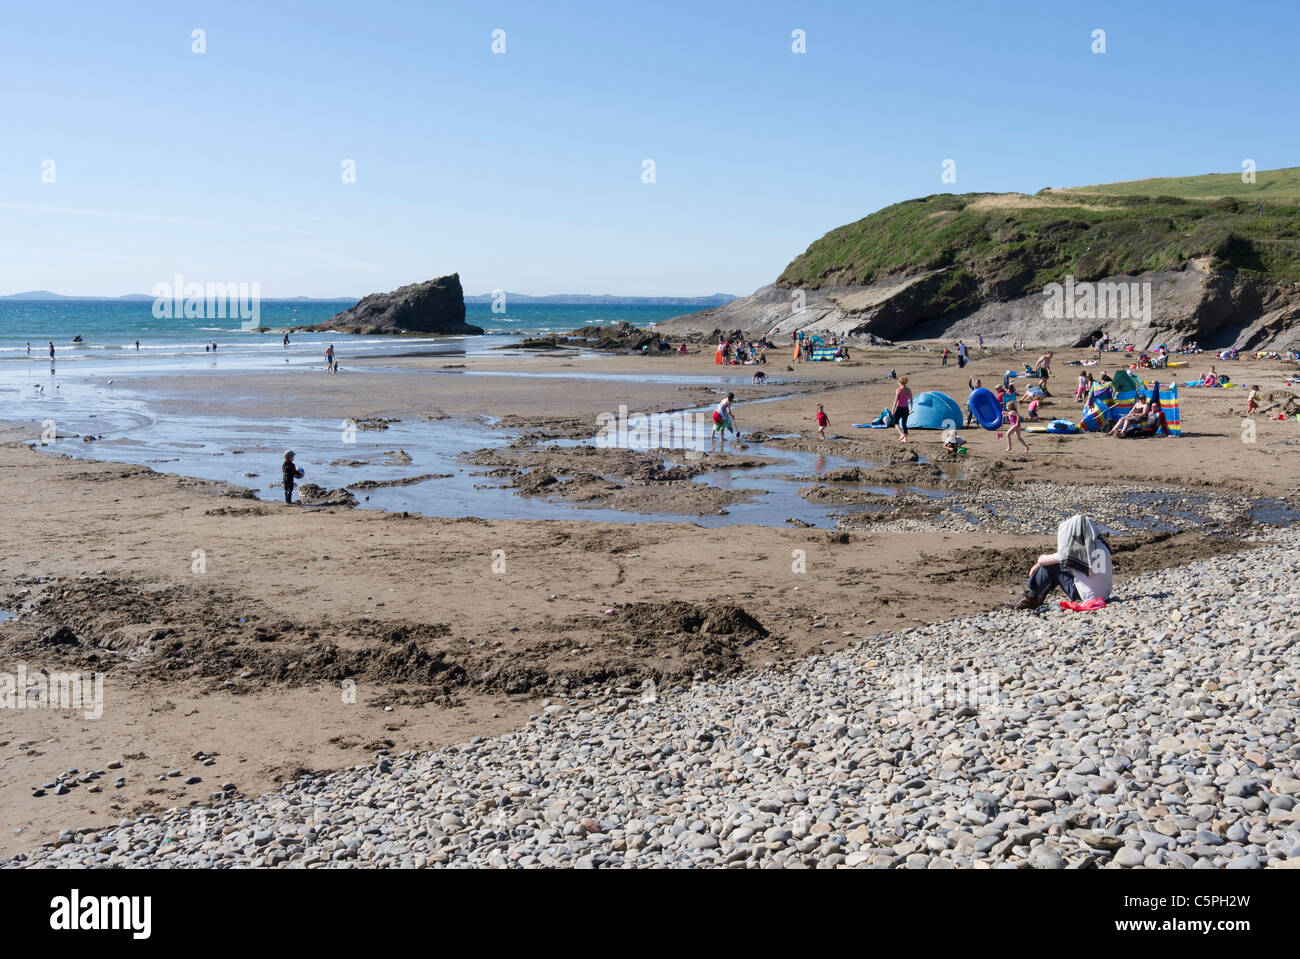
top-left (815, 403), bottom-right (829, 439)
top-left (965, 376), bottom-right (982, 427)
top-left (282, 450), bottom-right (305, 504)
top-left (1003, 401), bottom-right (1030, 453)
top-left (711, 393), bottom-right (739, 450)
top-left (1246, 384), bottom-right (1260, 416)
top-left (1027, 395), bottom-right (1041, 421)
top-left (1074, 372), bottom-right (1089, 401)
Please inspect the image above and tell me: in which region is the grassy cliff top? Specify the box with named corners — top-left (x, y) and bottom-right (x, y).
top-left (778, 168), bottom-right (1300, 298)
top-left (1053, 166), bottom-right (1300, 201)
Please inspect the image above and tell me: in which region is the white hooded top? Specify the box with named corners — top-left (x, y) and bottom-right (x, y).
top-left (1056, 514), bottom-right (1113, 601)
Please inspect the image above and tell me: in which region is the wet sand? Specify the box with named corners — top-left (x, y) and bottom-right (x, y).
top-left (1, 343), bottom-right (1297, 855)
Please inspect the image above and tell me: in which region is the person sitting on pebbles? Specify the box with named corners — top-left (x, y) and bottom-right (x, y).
top-left (1012, 514), bottom-right (1112, 610)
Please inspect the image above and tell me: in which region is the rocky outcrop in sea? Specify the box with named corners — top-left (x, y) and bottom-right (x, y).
top-left (296, 274), bottom-right (483, 336)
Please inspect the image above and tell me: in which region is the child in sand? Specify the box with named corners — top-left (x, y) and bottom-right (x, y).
top-left (965, 376), bottom-right (982, 427)
top-left (1003, 401), bottom-right (1030, 453)
top-left (815, 403), bottom-right (829, 439)
top-left (1246, 385), bottom-right (1260, 416)
top-left (1027, 395), bottom-right (1041, 421)
top-left (282, 451), bottom-right (305, 504)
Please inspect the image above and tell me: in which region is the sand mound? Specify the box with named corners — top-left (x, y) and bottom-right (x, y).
top-left (612, 601), bottom-right (768, 640)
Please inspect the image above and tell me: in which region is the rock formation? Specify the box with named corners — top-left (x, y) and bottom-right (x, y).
top-left (659, 184), bottom-right (1300, 350)
top-left (662, 263), bottom-right (1300, 350)
top-left (295, 274), bottom-right (482, 335)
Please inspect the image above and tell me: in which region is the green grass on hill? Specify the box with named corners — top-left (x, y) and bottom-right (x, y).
top-left (778, 168), bottom-right (1300, 310)
top-left (1053, 166), bottom-right (1300, 202)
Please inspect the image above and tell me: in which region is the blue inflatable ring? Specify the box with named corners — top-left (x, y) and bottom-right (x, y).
top-left (968, 387), bottom-right (1003, 432)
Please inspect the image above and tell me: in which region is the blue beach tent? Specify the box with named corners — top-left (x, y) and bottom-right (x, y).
top-left (907, 391), bottom-right (964, 430)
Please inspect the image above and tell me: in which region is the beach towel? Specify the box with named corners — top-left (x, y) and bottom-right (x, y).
top-left (1026, 419), bottom-right (1080, 434)
top-left (854, 408), bottom-right (893, 428)
top-left (1059, 597), bottom-right (1108, 612)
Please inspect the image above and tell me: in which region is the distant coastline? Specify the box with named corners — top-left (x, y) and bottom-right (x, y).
top-left (2, 290), bottom-right (738, 307)
top-left (0, 291), bottom-right (355, 302)
top-left (463, 292), bottom-right (737, 307)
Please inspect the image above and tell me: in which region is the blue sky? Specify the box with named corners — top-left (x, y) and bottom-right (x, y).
top-left (1, 0), bottom-right (1297, 297)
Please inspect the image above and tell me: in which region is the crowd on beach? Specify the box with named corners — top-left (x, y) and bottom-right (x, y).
top-left (707, 325), bottom-right (1297, 464)
top-left (714, 337), bottom-right (772, 365)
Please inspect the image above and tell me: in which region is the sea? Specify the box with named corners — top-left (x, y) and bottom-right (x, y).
top-left (1, 296), bottom-right (835, 526)
top-left (0, 299), bottom-right (686, 371)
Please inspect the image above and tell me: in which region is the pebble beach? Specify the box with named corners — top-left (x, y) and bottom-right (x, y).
top-left (9, 526), bottom-right (1296, 870)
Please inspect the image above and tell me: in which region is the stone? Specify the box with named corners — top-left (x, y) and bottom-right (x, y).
top-left (1114, 847), bottom-right (1146, 867)
top-left (297, 274), bottom-right (482, 336)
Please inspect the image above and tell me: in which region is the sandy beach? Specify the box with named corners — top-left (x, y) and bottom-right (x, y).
top-left (1, 343), bottom-right (1297, 859)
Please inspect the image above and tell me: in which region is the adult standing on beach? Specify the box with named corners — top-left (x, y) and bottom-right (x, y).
top-left (48, 341), bottom-right (55, 360)
top-left (325, 344), bottom-right (335, 371)
top-left (1035, 350), bottom-right (1053, 396)
top-left (892, 376), bottom-right (913, 444)
top-left (957, 341), bottom-right (968, 368)
top-left (283, 333), bottom-right (290, 347)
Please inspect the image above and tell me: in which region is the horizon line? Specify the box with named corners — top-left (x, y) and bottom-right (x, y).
top-left (1, 290), bottom-right (739, 301)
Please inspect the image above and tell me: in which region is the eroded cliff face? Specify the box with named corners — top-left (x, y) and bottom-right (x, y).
top-left (297, 274), bottom-right (483, 335)
top-left (660, 260), bottom-right (1300, 350)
